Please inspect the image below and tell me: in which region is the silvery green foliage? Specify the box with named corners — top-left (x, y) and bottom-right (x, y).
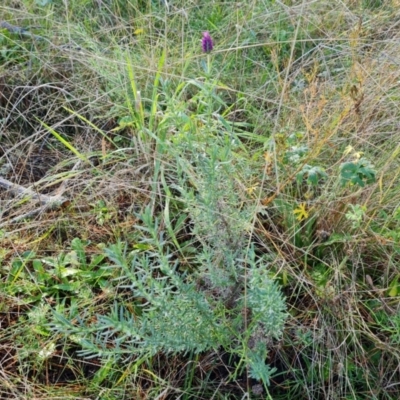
top-left (171, 122), bottom-right (288, 382)
top-left (49, 240), bottom-right (230, 358)
top-left (247, 265), bottom-right (287, 339)
top-left (47, 115), bottom-right (288, 381)
top-left (93, 279), bottom-right (226, 355)
top-left (179, 149), bottom-right (252, 291)
top-left (47, 221), bottom-right (287, 386)
top-left (98, 239), bottom-right (230, 355)
top-left (248, 342), bottom-right (277, 387)
top-left (190, 153), bottom-right (248, 249)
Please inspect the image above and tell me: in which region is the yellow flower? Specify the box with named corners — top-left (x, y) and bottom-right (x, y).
top-left (343, 145), bottom-right (354, 155)
top-left (245, 183), bottom-right (259, 196)
top-left (353, 151), bottom-right (363, 160)
top-left (293, 203), bottom-right (309, 221)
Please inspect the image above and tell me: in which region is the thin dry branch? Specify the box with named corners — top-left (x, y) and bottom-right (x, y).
top-left (0, 177), bottom-right (68, 228)
top-left (0, 176), bottom-right (68, 207)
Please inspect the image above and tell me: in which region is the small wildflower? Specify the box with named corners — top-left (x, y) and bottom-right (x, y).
top-left (344, 145), bottom-right (354, 155)
top-left (38, 342), bottom-right (56, 360)
top-left (293, 203), bottom-right (309, 221)
top-left (202, 31), bottom-right (213, 53)
top-left (245, 183), bottom-right (259, 196)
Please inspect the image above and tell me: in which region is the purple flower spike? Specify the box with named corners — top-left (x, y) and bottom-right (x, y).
top-left (202, 31), bottom-right (213, 53)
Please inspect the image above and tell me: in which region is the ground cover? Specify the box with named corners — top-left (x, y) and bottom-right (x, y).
top-left (0, 1), bottom-right (399, 399)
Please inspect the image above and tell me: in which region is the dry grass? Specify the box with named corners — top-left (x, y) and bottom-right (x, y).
top-left (1, 1), bottom-right (400, 399)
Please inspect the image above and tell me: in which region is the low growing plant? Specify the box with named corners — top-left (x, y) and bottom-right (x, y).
top-left (48, 216), bottom-right (288, 390)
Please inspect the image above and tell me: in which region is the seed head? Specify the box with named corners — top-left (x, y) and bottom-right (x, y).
top-left (202, 31), bottom-right (213, 53)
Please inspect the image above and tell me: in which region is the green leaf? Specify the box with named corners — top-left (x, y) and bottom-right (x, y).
top-left (52, 283), bottom-right (80, 291)
top-left (248, 342), bottom-right (277, 386)
top-left (89, 254), bottom-right (106, 268)
top-left (71, 237), bottom-right (88, 267)
top-left (37, 119), bottom-right (90, 163)
top-left (388, 275), bottom-right (400, 297)
top-left (32, 260), bottom-right (51, 283)
top-left (340, 158), bottom-right (376, 187)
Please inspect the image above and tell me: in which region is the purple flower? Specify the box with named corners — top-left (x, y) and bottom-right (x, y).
top-left (202, 31), bottom-right (213, 53)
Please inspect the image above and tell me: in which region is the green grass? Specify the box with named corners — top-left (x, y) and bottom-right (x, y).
top-left (1, 0), bottom-right (400, 399)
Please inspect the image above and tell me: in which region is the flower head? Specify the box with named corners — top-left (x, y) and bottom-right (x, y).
top-left (293, 202), bottom-right (309, 221)
top-left (202, 31), bottom-right (213, 53)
